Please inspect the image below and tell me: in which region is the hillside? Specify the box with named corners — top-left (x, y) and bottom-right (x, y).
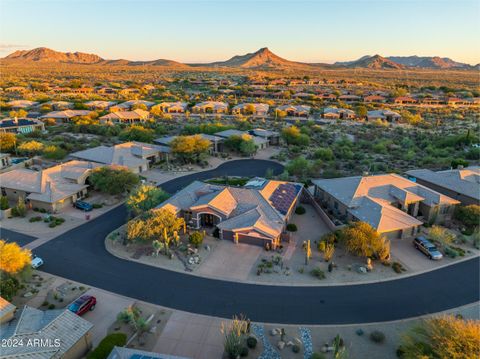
top-left (203, 47), bottom-right (315, 69)
top-left (337, 55), bottom-right (405, 70)
top-left (387, 56), bottom-right (469, 69)
top-left (4, 47), bottom-right (104, 64)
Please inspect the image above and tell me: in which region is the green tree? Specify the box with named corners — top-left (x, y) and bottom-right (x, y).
top-left (89, 167), bottom-right (140, 195)
top-left (127, 208), bottom-right (185, 254)
top-left (286, 157), bottom-right (311, 179)
top-left (0, 240), bottom-right (31, 274)
top-left (239, 137), bottom-right (257, 156)
top-left (0, 196), bottom-right (9, 210)
top-left (455, 205), bottom-right (480, 229)
top-left (314, 148), bottom-right (334, 161)
top-left (0, 133), bottom-right (17, 152)
top-left (119, 125), bottom-right (154, 143)
top-left (355, 105), bottom-right (368, 118)
top-left (340, 222), bottom-right (390, 260)
top-left (43, 145), bottom-right (67, 160)
top-left (18, 140), bottom-right (44, 155)
top-left (126, 184), bottom-right (169, 215)
top-left (399, 315), bottom-right (480, 359)
top-left (189, 231), bottom-right (205, 248)
top-left (170, 135), bottom-right (211, 163)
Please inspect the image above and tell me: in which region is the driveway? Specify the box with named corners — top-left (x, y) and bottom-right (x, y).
top-left (196, 241), bottom-right (263, 281)
top-left (29, 159), bottom-right (480, 324)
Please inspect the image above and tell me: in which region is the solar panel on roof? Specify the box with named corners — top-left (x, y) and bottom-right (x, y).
top-left (269, 183), bottom-right (301, 215)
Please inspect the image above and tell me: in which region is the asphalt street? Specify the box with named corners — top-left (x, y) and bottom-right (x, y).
top-left (20, 159), bottom-right (480, 324)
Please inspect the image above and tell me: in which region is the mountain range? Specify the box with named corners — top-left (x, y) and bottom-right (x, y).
top-left (2, 47), bottom-right (478, 70)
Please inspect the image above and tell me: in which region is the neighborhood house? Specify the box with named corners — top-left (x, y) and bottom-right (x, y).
top-left (0, 160), bottom-right (99, 212)
top-left (99, 109), bottom-right (150, 124)
top-left (156, 179), bottom-right (303, 248)
top-left (71, 141), bottom-right (169, 173)
top-left (313, 174), bottom-right (459, 239)
top-left (406, 166), bottom-right (480, 205)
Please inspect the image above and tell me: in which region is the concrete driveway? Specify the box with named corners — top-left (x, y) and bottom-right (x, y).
top-left (196, 241), bottom-right (262, 281)
top-left (81, 288), bottom-right (134, 346)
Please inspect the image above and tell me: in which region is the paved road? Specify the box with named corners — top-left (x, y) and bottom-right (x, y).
top-left (1, 228), bottom-right (37, 246)
top-left (30, 160), bottom-right (480, 324)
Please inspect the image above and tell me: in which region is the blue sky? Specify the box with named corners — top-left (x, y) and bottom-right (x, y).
top-left (1, 0), bottom-right (479, 64)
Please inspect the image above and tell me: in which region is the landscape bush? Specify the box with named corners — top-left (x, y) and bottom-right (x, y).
top-left (189, 231), bottom-right (205, 248)
top-left (295, 206), bottom-right (306, 215)
top-left (29, 216), bottom-right (42, 223)
top-left (87, 333), bottom-right (127, 359)
top-left (286, 223), bottom-right (297, 232)
top-left (0, 196), bottom-right (9, 210)
top-left (370, 330), bottom-right (386, 343)
top-left (310, 267), bottom-right (325, 279)
top-left (239, 346), bottom-right (249, 357)
top-left (246, 336), bottom-right (257, 349)
top-left (292, 344), bottom-right (300, 353)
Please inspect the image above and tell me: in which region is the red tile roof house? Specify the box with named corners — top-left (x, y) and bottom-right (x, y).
top-left (393, 96), bottom-right (417, 105)
top-left (338, 94), bottom-right (362, 103)
top-left (275, 105), bottom-right (311, 117)
top-left (322, 107), bottom-right (356, 120)
top-left (156, 179), bottom-right (303, 248)
top-left (110, 100), bottom-right (155, 112)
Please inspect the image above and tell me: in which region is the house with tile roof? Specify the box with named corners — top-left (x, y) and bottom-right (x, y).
top-left (406, 166), bottom-right (480, 205)
top-left (192, 101), bottom-right (229, 114)
top-left (71, 141), bottom-right (169, 173)
top-left (154, 102), bottom-right (188, 113)
top-left (156, 179), bottom-right (303, 248)
top-left (99, 109), bottom-right (150, 124)
top-left (367, 109), bottom-right (401, 123)
top-left (0, 160), bottom-right (100, 212)
top-left (275, 105), bottom-right (311, 117)
top-left (0, 297), bottom-right (16, 324)
top-left (44, 101), bottom-right (73, 110)
top-left (84, 100), bottom-right (117, 110)
top-left (322, 107), bottom-right (356, 120)
top-left (232, 103), bottom-right (269, 116)
top-left (39, 110), bottom-right (93, 124)
top-left (7, 100), bottom-right (39, 110)
top-left (0, 305), bottom-right (93, 359)
top-left (214, 129), bottom-right (269, 150)
top-left (312, 174), bottom-right (459, 239)
top-left (110, 100), bottom-right (155, 112)
top-left (0, 118), bottom-right (45, 134)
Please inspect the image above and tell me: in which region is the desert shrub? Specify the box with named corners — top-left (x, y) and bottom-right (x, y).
top-left (286, 223), bottom-right (297, 232)
top-left (93, 203), bottom-right (103, 209)
top-left (246, 336), bottom-right (257, 349)
top-left (11, 197), bottom-right (27, 217)
top-left (370, 330), bottom-right (386, 343)
top-left (392, 262), bottom-right (406, 273)
top-left (48, 222), bottom-right (57, 228)
top-left (292, 344), bottom-right (300, 353)
top-left (189, 231), bottom-right (205, 248)
top-left (295, 206), bottom-right (306, 215)
top-left (239, 346), bottom-right (249, 357)
top-left (48, 304), bottom-right (55, 309)
top-left (310, 267), bottom-right (325, 279)
top-left (29, 216), bottom-right (42, 222)
top-left (87, 333), bottom-right (127, 359)
top-left (0, 273), bottom-right (20, 301)
top-left (444, 246), bottom-right (459, 258)
top-left (0, 196), bottom-right (9, 210)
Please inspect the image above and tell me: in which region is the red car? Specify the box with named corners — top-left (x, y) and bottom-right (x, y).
top-left (68, 295), bottom-right (96, 315)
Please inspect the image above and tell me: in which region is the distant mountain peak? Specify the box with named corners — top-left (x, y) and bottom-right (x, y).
top-left (5, 47), bottom-right (104, 64)
top-left (336, 54), bottom-right (405, 69)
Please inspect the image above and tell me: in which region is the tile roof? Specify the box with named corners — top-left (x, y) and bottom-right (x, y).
top-left (71, 142), bottom-right (169, 170)
top-left (40, 110), bottom-right (92, 119)
top-left (0, 160), bottom-right (98, 204)
top-left (0, 306), bottom-right (93, 358)
top-left (313, 174), bottom-right (459, 233)
top-left (406, 167), bottom-right (480, 201)
top-left (157, 180), bottom-right (302, 239)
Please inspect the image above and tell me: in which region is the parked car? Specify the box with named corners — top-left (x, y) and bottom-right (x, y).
top-left (31, 255), bottom-right (44, 269)
top-left (68, 295), bottom-right (96, 316)
top-left (413, 236), bottom-right (443, 260)
top-left (73, 200), bottom-right (93, 211)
